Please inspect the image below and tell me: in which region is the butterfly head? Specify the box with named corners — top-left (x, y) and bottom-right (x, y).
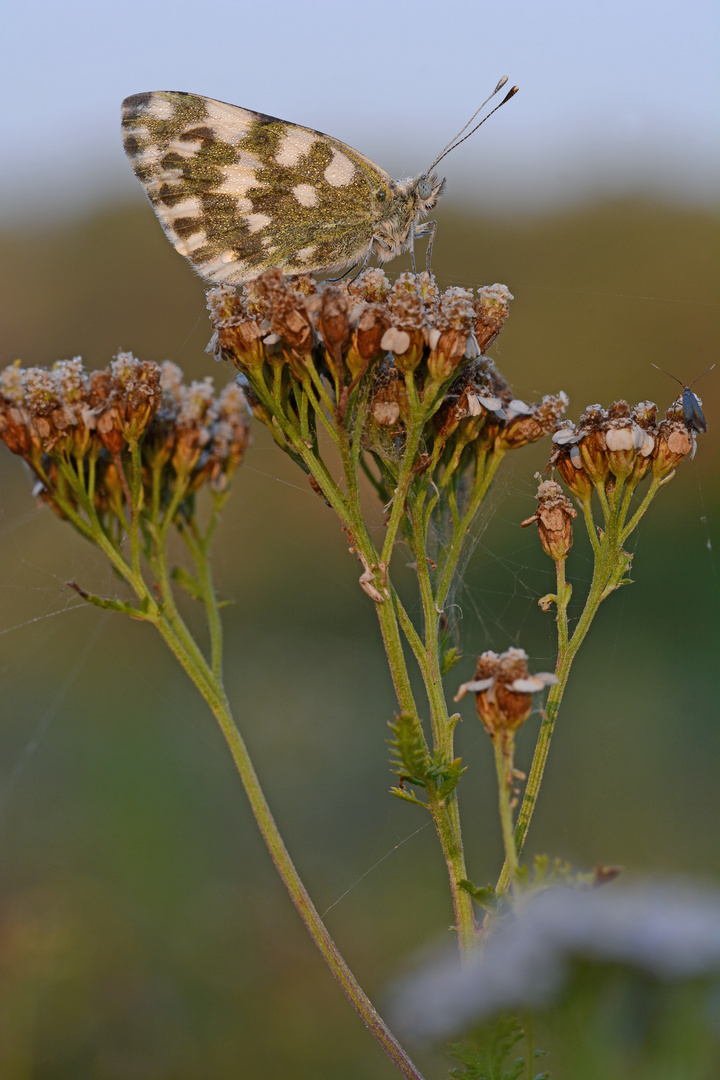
top-left (416, 172), bottom-right (446, 211)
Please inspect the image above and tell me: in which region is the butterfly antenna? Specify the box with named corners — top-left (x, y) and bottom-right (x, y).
top-left (426, 78), bottom-right (518, 174)
top-left (687, 362), bottom-right (716, 389)
top-left (651, 363), bottom-right (684, 389)
top-left (429, 77), bottom-right (508, 166)
top-left (652, 361), bottom-right (716, 390)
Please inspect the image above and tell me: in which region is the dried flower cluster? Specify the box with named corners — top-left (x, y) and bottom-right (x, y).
top-left (206, 268), bottom-right (568, 493)
top-left (550, 397), bottom-right (696, 499)
top-left (0, 354), bottom-right (250, 525)
top-left (455, 647), bottom-right (558, 739)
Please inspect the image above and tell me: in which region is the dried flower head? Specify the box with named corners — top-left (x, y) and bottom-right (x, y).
top-left (522, 478), bottom-right (577, 561)
top-left (454, 647), bottom-right (558, 737)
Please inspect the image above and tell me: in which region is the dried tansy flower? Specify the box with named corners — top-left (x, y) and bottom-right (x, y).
top-left (455, 648), bottom-right (557, 738)
top-left (0, 355), bottom-right (250, 525)
top-left (522, 478), bottom-right (577, 561)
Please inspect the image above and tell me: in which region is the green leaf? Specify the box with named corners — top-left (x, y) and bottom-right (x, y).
top-left (449, 1015), bottom-right (539, 1079)
top-left (171, 564), bottom-right (203, 601)
top-left (66, 581), bottom-right (154, 621)
top-left (458, 880), bottom-right (501, 913)
top-left (388, 712), bottom-right (432, 787)
top-left (436, 757), bottom-right (467, 798)
top-left (389, 785), bottom-right (430, 808)
top-left (441, 646), bottom-right (462, 675)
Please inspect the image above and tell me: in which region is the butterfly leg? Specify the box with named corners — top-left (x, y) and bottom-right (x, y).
top-left (326, 264), bottom-right (357, 283)
top-left (408, 220), bottom-right (417, 275)
top-left (414, 220), bottom-right (437, 273)
top-left (327, 237), bottom-right (379, 283)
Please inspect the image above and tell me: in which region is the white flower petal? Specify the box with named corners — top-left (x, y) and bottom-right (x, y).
top-left (454, 677), bottom-right (494, 701)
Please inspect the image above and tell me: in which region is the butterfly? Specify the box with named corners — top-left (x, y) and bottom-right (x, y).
top-left (121, 81), bottom-right (516, 286)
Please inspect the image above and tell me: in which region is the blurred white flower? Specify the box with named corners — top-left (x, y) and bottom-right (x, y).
top-left (390, 882), bottom-right (720, 1041)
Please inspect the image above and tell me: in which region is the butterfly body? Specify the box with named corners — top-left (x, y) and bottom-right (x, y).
top-left (680, 388), bottom-right (707, 434)
top-left (121, 91), bottom-right (445, 284)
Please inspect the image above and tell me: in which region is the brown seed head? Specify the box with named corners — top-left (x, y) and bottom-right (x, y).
top-left (354, 303), bottom-right (389, 366)
top-left (206, 285), bottom-right (266, 372)
top-left (426, 286), bottom-right (476, 381)
top-left (455, 647), bottom-right (557, 738)
top-left (348, 267), bottom-right (391, 304)
top-left (369, 359), bottom-right (407, 429)
top-left (550, 424), bottom-right (596, 499)
top-left (653, 417), bottom-right (694, 478)
top-left (521, 477), bottom-right (577, 561)
top-left (500, 392), bottom-right (570, 450)
top-left (315, 286), bottom-right (350, 351)
top-left (261, 276), bottom-right (315, 358)
top-left (473, 284), bottom-right (514, 353)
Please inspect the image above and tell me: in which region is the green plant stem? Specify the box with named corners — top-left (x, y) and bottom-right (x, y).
top-left (247, 370), bottom-right (485, 954)
top-left (427, 789), bottom-right (477, 954)
top-left (494, 735), bottom-right (519, 883)
top-left (180, 504), bottom-right (227, 682)
top-left (405, 493), bottom-right (476, 951)
top-left (151, 605), bottom-right (425, 1080)
top-left (69, 455), bottom-right (426, 1079)
top-left (494, 492), bottom-right (632, 896)
top-left (373, 590), bottom-right (420, 719)
top-left (128, 439), bottom-right (144, 580)
top-left (621, 476), bottom-right (663, 541)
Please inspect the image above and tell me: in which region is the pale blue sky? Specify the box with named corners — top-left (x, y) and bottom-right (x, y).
top-left (2, 0), bottom-right (718, 221)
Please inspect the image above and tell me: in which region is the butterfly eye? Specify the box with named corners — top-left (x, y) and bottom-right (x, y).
top-left (417, 177), bottom-right (433, 200)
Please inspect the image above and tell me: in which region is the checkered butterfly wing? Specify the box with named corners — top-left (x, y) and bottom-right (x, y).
top-left (121, 91), bottom-right (403, 284)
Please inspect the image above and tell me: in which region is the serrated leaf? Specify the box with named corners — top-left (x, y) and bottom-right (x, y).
top-left (388, 711), bottom-right (431, 785)
top-left (458, 879), bottom-right (501, 913)
top-left (449, 1016), bottom-right (539, 1078)
top-left (437, 757), bottom-right (467, 798)
top-left (171, 564), bottom-right (204, 601)
top-left (389, 785), bottom-right (430, 808)
top-left (441, 646), bottom-right (462, 675)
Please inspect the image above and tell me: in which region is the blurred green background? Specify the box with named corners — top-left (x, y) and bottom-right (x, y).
top-left (0, 195), bottom-right (718, 1078)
